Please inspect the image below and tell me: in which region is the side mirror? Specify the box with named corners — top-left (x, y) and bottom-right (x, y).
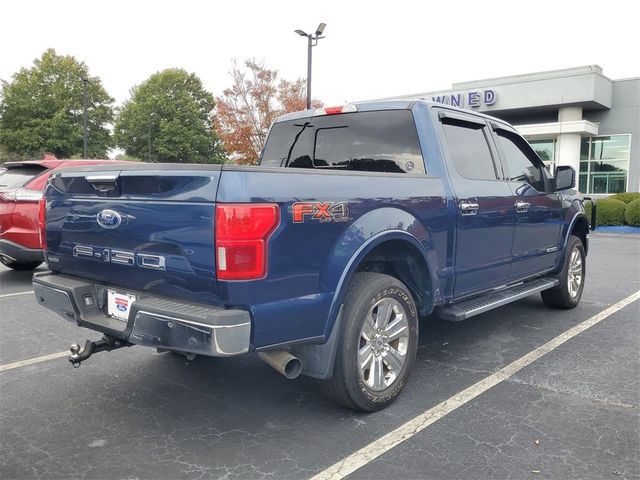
top-left (554, 165), bottom-right (575, 191)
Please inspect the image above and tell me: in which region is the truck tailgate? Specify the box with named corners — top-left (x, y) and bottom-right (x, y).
top-left (44, 165), bottom-right (221, 303)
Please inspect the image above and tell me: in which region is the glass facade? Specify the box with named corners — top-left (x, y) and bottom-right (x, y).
top-left (529, 139), bottom-right (556, 168)
top-left (579, 135), bottom-right (631, 194)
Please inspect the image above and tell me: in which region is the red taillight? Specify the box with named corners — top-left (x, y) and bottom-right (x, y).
top-left (215, 203), bottom-right (279, 280)
top-left (38, 197), bottom-right (47, 250)
top-left (324, 106), bottom-right (345, 115)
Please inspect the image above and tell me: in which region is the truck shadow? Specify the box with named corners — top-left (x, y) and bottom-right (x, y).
top-left (0, 265), bottom-right (46, 291)
top-left (90, 294), bottom-right (573, 420)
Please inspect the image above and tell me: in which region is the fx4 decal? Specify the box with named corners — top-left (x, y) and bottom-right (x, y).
top-left (292, 202), bottom-right (350, 223)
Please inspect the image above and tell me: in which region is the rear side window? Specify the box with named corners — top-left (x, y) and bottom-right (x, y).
top-left (0, 165), bottom-right (47, 188)
top-left (441, 121), bottom-right (498, 180)
top-left (260, 110), bottom-right (425, 174)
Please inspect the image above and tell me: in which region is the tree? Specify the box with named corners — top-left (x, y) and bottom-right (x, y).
top-left (115, 69), bottom-right (224, 164)
top-left (0, 49), bottom-right (114, 159)
top-left (215, 59), bottom-right (322, 165)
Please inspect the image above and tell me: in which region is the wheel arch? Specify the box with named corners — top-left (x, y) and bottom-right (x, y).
top-left (564, 211), bottom-right (590, 256)
top-left (324, 230), bottom-right (438, 339)
top-left (295, 230), bottom-right (438, 380)
top-left (569, 214), bottom-right (589, 256)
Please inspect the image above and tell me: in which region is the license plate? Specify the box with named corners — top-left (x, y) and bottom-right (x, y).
top-left (107, 290), bottom-right (136, 322)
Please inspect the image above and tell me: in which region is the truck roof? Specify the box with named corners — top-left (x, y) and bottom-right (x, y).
top-left (274, 99), bottom-right (509, 127)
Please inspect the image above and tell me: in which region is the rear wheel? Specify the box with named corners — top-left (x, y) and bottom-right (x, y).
top-left (541, 235), bottom-right (585, 309)
top-left (0, 258), bottom-right (42, 271)
top-left (318, 272), bottom-right (419, 411)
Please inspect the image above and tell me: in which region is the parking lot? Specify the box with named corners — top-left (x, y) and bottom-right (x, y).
top-left (1, 232), bottom-right (638, 480)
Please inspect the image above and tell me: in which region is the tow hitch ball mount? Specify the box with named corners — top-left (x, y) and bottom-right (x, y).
top-left (69, 336), bottom-right (131, 367)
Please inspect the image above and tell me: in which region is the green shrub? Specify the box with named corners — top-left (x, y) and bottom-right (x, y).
top-left (624, 198), bottom-right (640, 226)
top-left (595, 198), bottom-right (626, 226)
top-left (609, 192), bottom-right (640, 204)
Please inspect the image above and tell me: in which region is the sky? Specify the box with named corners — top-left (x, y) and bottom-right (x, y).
top-left (1, 0), bottom-right (639, 108)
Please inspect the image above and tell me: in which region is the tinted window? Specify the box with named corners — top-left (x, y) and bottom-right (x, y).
top-left (441, 120), bottom-right (497, 180)
top-left (261, 110), bottom-right (425, 174)
top-left (0, 165), bottom-right (46, 188)
top-left (496, 131), bottom-right (545, 191)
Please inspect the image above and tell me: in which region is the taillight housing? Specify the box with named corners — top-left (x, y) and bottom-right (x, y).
top-left (215, 203), bottom-right (279, 280)
top-left (313, 104), bottom-right (357, 116)
top-left (0, 188), bottom-right (42, 202)
top-left (38, 197), bottom-right (47, 250)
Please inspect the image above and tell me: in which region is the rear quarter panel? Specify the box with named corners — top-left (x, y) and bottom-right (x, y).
top-left (217, 167), bottom-right (449, 348)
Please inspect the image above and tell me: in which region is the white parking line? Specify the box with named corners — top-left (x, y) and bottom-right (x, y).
top-left (0, 290), bottom-right (33, 299)
top-left (310, 290), bottom-right (640, 480)
top-left (0, 351), bottom-right (68, 373)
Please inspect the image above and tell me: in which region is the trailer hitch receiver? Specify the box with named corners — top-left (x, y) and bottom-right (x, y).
top-left (69, 336), bottom-right (131, 367)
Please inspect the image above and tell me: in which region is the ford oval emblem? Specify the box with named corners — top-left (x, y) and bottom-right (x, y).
top-left (96, 209), bottom-right (122, 229)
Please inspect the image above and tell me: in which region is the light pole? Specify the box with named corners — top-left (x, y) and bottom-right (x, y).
top-left (81, 77), bottom-right (88, 158)
top-left (148, 111), bottom-right (153, 162)
top-left (294, 23), bottom-right (326, 109)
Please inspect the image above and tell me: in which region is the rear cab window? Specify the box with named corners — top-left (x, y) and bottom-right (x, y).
top-left (0, 165), bottom-right (48, 189)
top-left (260, 110), bottom-right (425, 174)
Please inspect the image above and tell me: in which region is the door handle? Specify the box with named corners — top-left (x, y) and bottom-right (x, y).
top-left (86, 174), bottom-right (118, 193)
top-left (515, 201), bottom-right (530, 213)
top-left (459, 200), bottom-right (480, 215)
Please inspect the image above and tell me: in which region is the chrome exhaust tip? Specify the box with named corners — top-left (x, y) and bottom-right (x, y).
top-left (257, 351), bottom-right (302, 379)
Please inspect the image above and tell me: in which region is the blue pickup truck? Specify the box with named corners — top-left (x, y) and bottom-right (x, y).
top-left (33, 100), bottom-right (589, 411)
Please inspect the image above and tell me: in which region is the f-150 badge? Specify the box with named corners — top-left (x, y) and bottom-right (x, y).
top-left (292, 202), bottom-right (349, 223)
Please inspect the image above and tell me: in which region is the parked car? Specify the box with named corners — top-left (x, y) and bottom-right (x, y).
top-left (33, 101), bottom-right (589, 411)
top-left (0, 159), bottom-right (124, 270)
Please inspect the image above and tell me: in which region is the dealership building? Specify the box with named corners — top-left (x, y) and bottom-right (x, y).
top-left (382, 65), bottom-right (639, 196)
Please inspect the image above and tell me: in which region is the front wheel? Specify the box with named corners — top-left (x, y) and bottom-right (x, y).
top-left (318, 272), bottom-right (419, 412)
top-left (541, 235), bottom-right (586, 309)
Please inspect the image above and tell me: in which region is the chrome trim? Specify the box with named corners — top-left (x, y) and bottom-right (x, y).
top-left (86, 174), bottom-right (118, 182)
top-left (87, 174), bottom-right (118, 193)
top-left (0, 252), bottom-right (17, 262)
top-left (134, 310), bottom-right (249, 331)
top-left (515, 201), bottom-right (531, 213)
top-left (137, 253), bottom-right (166, 271)
top-left (96, 209), bottom-right (122, 229)
top-left (73, 245), bottom-right (94, 257)
top-left (131, 309), bottom-right (251, 356)
top-left (110, 250), bottom-right (135, 265)
top-left (459, 200), bottom-right (479, 216)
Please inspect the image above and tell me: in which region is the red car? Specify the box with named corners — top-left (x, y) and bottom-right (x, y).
top-left (0, 159), bottom-right (123, 270)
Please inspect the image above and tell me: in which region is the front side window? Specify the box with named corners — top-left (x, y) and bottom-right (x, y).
top-left (529, 139), bottom-right (556, 168)
top-left (260, 110), bottom-right (425, 174)
top-left (579, 135), bottom-right (630, 194)
top-left (441, 120), bottom-right (498, 181)
top-left (496, 131), bottom-right (545, 192)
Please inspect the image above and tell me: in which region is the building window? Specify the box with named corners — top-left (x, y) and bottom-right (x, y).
top-left (529, 139), bottom-right (556, 168)
top-left (579, 135), bottom-right (631, 194)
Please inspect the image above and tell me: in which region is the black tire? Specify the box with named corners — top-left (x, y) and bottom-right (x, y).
top-left (318, 272), bottom-right (419, 412)
top-left (541, 235), bottom-right (586, 309)
top-left (0, 258), bottom-right (42, 271)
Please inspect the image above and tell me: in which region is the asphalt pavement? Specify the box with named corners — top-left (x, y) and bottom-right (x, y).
top-left (1, 233), bottom-right (639, 480)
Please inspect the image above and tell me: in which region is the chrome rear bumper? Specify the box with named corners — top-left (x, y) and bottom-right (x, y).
top-left (33, 272), bottom-right (251, 357)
